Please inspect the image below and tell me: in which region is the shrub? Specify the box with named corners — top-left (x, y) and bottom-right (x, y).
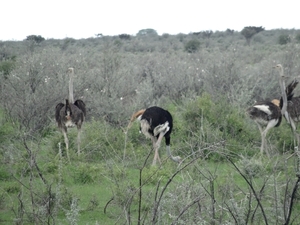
top-left (184, 39), bottom-right (200, 53)
top-left (0, 59), bottom-right (16, 78)
top-left (278, 34), bottom-right (291, 45)
top-left (0, 166), bottom-right (10, 181)
top-left (72, 163), bottom-right (102, 184)
top-left (182, 94), bottom-right (257, 159)
top-left (296, 33), bottom-right (300, 43)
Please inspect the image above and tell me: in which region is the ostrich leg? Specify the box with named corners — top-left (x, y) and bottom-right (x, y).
top-left (77, 129), bottom-right (81, 156)
top-left (62, 128), bottom-right (70, 162)
top-left (152, 132), bottom-right (166, 166)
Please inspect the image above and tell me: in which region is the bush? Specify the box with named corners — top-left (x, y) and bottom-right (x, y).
top-left (278, 34), bottom-right (291, 45)
top-left (0, 59), bottom-right (16, 78)
top-left (296, 33), bottom-right (300, 43)
top-left (182, 94), bottom-right (257, 159)
top-left (184, 39), bottom-right (200, 53)
top-left (72, 163), bottom-right (102, 184)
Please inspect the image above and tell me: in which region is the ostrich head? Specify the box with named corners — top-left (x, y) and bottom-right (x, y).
top-left (67, 67), bottom-right (74, 73)
top-left (172, 155), bottom-right (182, 163)
top-left (273, 64), bottom-right (284, 76)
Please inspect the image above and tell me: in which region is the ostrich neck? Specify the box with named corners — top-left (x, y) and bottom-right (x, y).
top-left (279, 69), bottom-right (288, 115)
top-left (166, 145), bottom-right (178, 162)
top-left (69, 71), bottom-right (74, 104)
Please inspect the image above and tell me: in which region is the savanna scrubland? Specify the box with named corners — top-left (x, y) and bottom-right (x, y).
top-left (0, 28), bottom-right (300, 224)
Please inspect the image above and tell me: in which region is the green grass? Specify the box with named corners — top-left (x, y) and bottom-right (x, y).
top-left (0, 113), bottom-right (300, 224)
top-left (0, 151), bottom-right (299, 224)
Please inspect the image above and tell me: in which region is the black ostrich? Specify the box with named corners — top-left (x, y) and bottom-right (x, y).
top-left (129, 106), bottom-right (181, 165)
top-left (55, 68), bottom-right (86, 161)
top-left (246, 64), bottom-right (291, 156)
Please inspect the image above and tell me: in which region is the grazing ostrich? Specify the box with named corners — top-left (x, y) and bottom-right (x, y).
top-left (129, 106), bottom-right (181, 165)
top-left (55, 68), bottom-right (86, 160)
top-left (246, 64), bottom-right (289, 156)
top-left (247, 99), bottom-right (282, 156)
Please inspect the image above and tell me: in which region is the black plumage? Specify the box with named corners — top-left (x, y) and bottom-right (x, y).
top-left (280, 79), bottom-right (300, 130)
top-left (129, 106), bottom-right (181, 165)
top-left (55, 99), bottom-right (86, 130)
top-left (247, 100), bottom-right (282, 128)
top-left (140, 106), bottom-right (173, 146)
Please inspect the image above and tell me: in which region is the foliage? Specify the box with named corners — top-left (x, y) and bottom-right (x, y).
top-left (278, 34), bottom-right (291, 45)
top-left (193, 30), bottom-right (213, 38)
top-left (72, 163), bottom-right (102, 184)
top-left (119, 34), bottom-right (131, 40)
top-left (136, 28), bottom-right (158, 36)
top-left (182, 94), bottom-right (257, 159)
top-left (184, 39), bottom-right (200, 53)
top-left (25, 35), bottom-right (45, 43)
top-left (241, 26), bottom-right (265, 45)
top-left (0, 59), bottom-right (16, 78)
top-left (0, 109), bottom-right (15, 144)
top-left (1, 28), bottom-right (300, 224)
top-left (296, 33), bottom-right (300, 43)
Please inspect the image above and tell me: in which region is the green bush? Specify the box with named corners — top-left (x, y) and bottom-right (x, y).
top-left (81, 119), bottom-right (126, 162)
top-left (0, 166), bottom-right (10, 181)
top-left (278, 34), bottom-right (291, 45)
top-left (296, 33), bottom-right (300, 43)
top-left (184, 39), bottom-right (200, 53)
top-left (0, 60), bottom-right (16, 78)
top-left (72, 163), bottom-right (102, 184)
top-left (0, 109), bottom-right (15, 144)
top-left (182, 94), bottom-right (257, 159)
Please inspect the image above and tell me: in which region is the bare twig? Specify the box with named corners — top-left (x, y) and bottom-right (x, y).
top-left (226, 156), bottom-right (269, 225)
top-left (171, 197), bottom-right (200, 225)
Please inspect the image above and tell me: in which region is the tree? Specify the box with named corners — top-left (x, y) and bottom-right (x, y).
top-left (25, 35), bottom-right (45, 43)
top-left (119, 34), bottom-right (131, 40)
top-left (193, 30), bottom-right (213, 38)
top-left (241, 26), bottom-right (265, 45)
top-left (226, 29), bottom-right (234, 35)
top-left (136, 29), bottom-right (158, 37)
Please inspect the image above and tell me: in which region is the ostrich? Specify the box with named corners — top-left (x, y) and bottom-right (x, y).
top-left (246, 64), bottom-right (290, 156)
top-left (129, 106), bottom-right (181, 165)
top-left (247, 99), bottom-right (282, 156)
top-left (55, 68), bottom-right (86, 160)
top-left (282, 81), bottom-right (300, 133)
top-left (277, 76), bottom-right (300, 147)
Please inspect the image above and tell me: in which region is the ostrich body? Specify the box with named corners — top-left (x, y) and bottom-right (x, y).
top-left (280, 79), bottom-right (300, 131)
top-left (129, 106), bottom-right (181, 165)
top-left (247, 99), bottom-right (282, 155)
top-left (274, 64), bottom-right (300, 148)
top-left (280, 77), bottom-right (300, 148)
top-left (55, 68), bottom-right (86, 160)
top-left (246, 64), bottom-right (289, 156)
